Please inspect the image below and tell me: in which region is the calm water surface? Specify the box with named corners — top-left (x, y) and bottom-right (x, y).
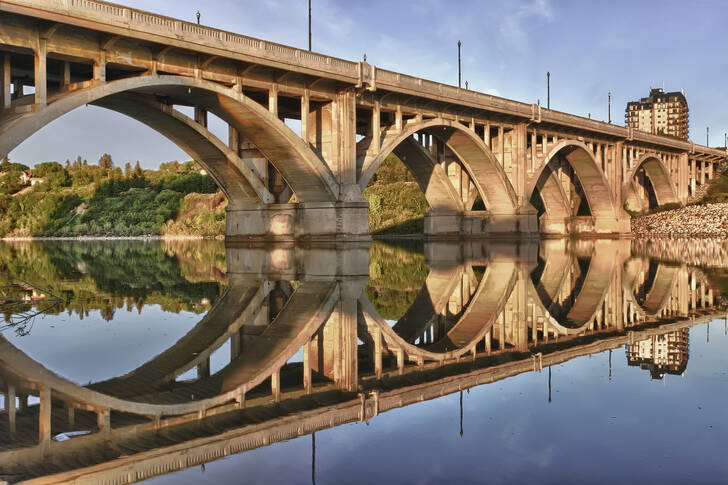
top-left (0, 238), bottom-right (727, 484)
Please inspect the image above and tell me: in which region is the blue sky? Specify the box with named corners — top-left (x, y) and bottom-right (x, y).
top-left (10, 0), bottom-right (728, 168)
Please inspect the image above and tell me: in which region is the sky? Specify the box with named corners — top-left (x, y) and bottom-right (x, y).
top-left (9, 0), bottom-right (728, 168)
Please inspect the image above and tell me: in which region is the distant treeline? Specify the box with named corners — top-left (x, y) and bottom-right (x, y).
top-left (0, 155), bottom-right (225, 237)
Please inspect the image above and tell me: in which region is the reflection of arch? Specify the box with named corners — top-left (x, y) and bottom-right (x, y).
top-left (358, 118), bottom-right (518, 214)
top-left (623, 260), bottom-right (679, 318)
top-left (623, 154), bottom-right (679, 211)
top-left (0, 75), bottom-right (338, 203)
top-left (531, 244), bottom-right (618, 334)
top-left (0, 279), bottom-right (338, 417)
top-left (528, 140), bottom-right (618, 219)
top-left (361, 260), bottom-right (517, 361)
top-left (390, 266), bottom-right (464, 343)
top-left (89, 280), bottom-right (270, 398)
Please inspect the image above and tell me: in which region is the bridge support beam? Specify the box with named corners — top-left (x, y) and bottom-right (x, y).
top-left (1, 53), bottom-right (10, 110)
top-left (226, 202), bottom-right (369, 242)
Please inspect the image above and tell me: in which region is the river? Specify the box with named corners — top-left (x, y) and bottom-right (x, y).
top-left (0, 238), bottom-right (726, 484)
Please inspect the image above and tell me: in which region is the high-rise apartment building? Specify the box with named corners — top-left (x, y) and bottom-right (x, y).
top-left (625, 88), bottom-right (689, 140)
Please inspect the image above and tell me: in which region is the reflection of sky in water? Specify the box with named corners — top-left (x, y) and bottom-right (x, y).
top-left (2, 306), bottom-right (201, 385)
top-left (151, 321), bottom-right (728, 485)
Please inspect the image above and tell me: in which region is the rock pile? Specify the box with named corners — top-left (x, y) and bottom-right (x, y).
top-left (631, 203), bottom-right (728, 238)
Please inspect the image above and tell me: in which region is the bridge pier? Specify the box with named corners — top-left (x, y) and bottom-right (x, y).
top-left (226, 201), bottom-right (370, 242)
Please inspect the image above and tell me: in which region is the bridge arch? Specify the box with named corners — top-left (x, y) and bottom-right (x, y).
top-left (528, 140), bottom-right (618, 220)
top-left (358, 118), bottom-right (519, 215)
top-left (0, 75), bottom-right (339, 203)
top-left (360, 259), bottom-right (518, 363)
top-left (623, 153), bottom-right (680, 212)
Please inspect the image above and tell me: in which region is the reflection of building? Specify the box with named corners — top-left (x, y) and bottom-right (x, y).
top-left (627, 329), bottom-right (689, 379)
top-left (625, 88), bottom-right (689, 140)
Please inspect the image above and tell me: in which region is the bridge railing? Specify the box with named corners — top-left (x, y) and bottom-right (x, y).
top-left (6, 0), bottom-right (360, 78)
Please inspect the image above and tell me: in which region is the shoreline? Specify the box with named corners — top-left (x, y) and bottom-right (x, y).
top-left (1, 235), bottom-right (225, 241)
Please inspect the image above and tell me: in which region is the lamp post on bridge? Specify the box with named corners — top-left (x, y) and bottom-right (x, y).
top-left (546, 71), bottom-right (550, 109)
top-left (608, 91), bottom-right (611, 124)
top-left (457, 40), bottom-right (462, 88)
top-left (308, 0), bottom-right (312, 52)
top-left (196, 10), bottom-right (200, 24)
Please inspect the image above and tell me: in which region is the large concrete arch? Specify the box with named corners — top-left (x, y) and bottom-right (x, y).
top-left (0, 75), bottom-right (338, 203)
top-left (528, 140), bottom-right (618, 219)
top-left (93, 92), bottom-right (273, 209)
top-left (358, 118), bottom-right (519, 215)
top-left (623, 153), bottom-right (680, 211)
top-left (531, 165), bottom-right (572, 233)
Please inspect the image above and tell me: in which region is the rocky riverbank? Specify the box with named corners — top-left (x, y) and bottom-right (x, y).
top-left (631, 203), bottom-right (728, 238)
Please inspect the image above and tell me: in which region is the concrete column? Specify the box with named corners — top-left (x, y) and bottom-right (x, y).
top-left (61, 61), bottom-right (70, 89)
top-left (228, 125), bottom-right (240, 154)
top-left (338, 91), bottom-right (357, 187)
top-left (230, 331), bottom-right (241, 360)
top-left (6, 384), bottom-right (15, 435)
top-left (97, 408), bottom-right (110, 432)
top-left (514, 123), bottom-right (527, 205)
top-left (66, 404), bottom-right (75, 429)
top-left (303, 339), bottom-right (312, 394)
top-left (268, 84), bottom-right (278, 118)
top-left (34, 37), bottom-right (47, 106)
top-left (498, 126), bottom-right (505, 166)
top-left (93, 50), bottom-right (106, 81)
top-left (197, 357), bottom-right (210, 379)
top-left (271, 369), bottom-right (281, 402)
top-left (485, 328), bottom-right (491, 353)
top-left (395, 105), bottom-right (402, 132)
top-left (194, 107), bottom-right (207, 128)
top-left (38, 387), bottom-right (51, 449)
top-left (372, 101), bottom-right (380, 154)
top-left (484, 122), bottom-right (490, 148)
top-left (301, 89), bottom-right (310, 142)
top-left (678, 153), bottom-right (688, 203)
top-left (373, 326), bottom-right (383, 378)
top-left (1, 53), bottom-right (10, 110)
top-left (530, 131), bottom-right (536, 173)
top-left (614, 142), bottom-right (623, 202)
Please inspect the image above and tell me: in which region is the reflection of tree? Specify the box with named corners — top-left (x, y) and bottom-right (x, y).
top-left (365, 241), bottom-right (428, 320)
top-left (0, 240), bottom-right (227, 331)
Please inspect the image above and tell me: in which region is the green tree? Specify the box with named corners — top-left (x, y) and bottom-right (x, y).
top-left (133, 161), bottom-right (143, 178)
top-left (98, 153), bottom-right (113, 170)
top-left (124, 162), bottom-right (132, 178)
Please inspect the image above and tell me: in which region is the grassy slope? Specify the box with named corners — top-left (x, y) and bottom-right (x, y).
top-left (363, 154), bottom-right (428, 234)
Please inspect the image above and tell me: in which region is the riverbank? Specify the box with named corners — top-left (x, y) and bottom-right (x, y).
top-left (631, 203), bottom-right (728, 238)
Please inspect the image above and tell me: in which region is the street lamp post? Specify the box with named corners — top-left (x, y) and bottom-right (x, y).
top-left (546, 71), bottom-right (550, 109)
top-left (308, 0), bottom-right (312, 51)
top-left (196, 10), bottom-right (200, 24)
top-left (608, 91), bottom-right (611, 124)
top-left (457, 40), bottom-right (462, 88)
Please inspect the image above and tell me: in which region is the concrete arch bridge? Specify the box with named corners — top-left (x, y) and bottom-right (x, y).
top-left (1, 0), bottom-right (726, 239)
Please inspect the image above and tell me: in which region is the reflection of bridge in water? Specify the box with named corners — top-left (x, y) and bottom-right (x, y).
top-left (0, 240), bottom-right (724, 483)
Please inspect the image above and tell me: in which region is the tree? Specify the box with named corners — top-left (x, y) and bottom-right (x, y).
top-left (98, 153), bottom-right (113, 170)
top-left (133, 161), bottom-right (143, 178)
top-left (124, 162), bottom-right (132, 178)
top-left (0, 155), bottom-right (10, 171)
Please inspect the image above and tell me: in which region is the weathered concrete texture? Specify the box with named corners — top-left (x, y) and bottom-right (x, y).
top-left (226, 201), bottom-right (370, 242)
